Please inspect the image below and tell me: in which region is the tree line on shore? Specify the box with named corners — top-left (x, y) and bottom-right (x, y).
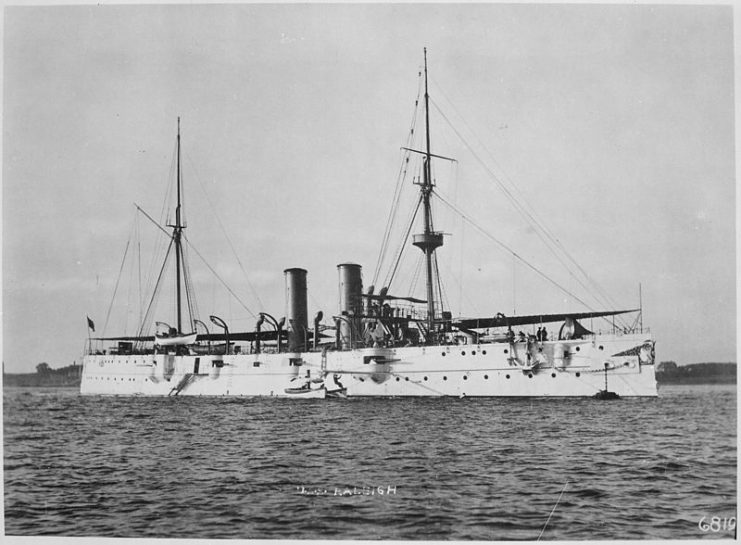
top-left (3, 362), bottom-right (82, 387)
top-left (3, 360), bottom-right (736, 387)
top-left (656, 361), bottom-right (736, 384)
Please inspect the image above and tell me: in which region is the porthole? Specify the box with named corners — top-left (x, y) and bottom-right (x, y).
top-left (442, 352), bottom-right (446, 357)
top-left (484, 375), bottom-right (489, 380)
top-left (443, 376), bottom-right (447, 381)
top-left (576, 347), bottom-right (580, 352)
top-left (472, 351), bottom-right (476, 356)
top-left (405, 377), bottom-right (409, 381)
top-left (576, 372), bottom-right (581, 377)
top-left (506, 374), bottom-right (510, 379)
top-left (423, 376), bottom-right (428, 381)
top-left (504, 349), bottom-right (508, 354)
top-left (599, 345), bottom-right (604, 351)
top-left (551, 373), bottom-right (556, 378)
top-left (463, 375), bottom-right (468, 380)
top-left (461, 351), bottom-right (466, 356)
top-left (396, 377), bottom-right (400, 381)
top-left (482, 350), bottom-right (487, 355)
top-left (528, 374), bottom-right (533, 379)
top-left (624, 361), bottom-right (630, 367)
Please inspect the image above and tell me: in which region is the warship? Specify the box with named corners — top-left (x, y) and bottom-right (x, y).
top-left (81, 50), bottom-right (657, 398)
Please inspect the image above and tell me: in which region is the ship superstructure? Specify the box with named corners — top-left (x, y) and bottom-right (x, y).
top-left (81, 51), bottom-right (657, 398)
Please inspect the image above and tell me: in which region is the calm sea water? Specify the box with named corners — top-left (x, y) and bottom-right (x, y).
top-left (3, 384), bottom-right (736, 540)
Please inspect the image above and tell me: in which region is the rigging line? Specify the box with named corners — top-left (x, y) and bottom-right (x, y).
top-left (141, 233), bottom-right (167, 329)
top-left (135, 204), bottom-right (171, 237)
top-left (430, 82), bottom-right (564, 245)
top-left (374, 148), bottom-right (413, 287)
top-left (124, 230), bottom-right (136, 335)
top-left (375, 128), bottom-right (415, 286)
top-left (458, 210), bottom-right (465, 317)
top-left (431, 100), bottom-right (575, 267)
top-left (430, 83), bottom-right (549, 218)
top-left (431, 103), bottom-right (625, 322)
top-left (436, 255), bottom-right (449, 318)
top-left (136, 200), bottom-right (179, 317)
top-left (102, 233), bottom-right (132, 337)
top-left (180, 243), bottom-right (197, 331)
top-left (183, 233), bottom-right (257, 320)
top-left (184, 152), bottom-right (265, 310)
top-left (143, 249), bottom-right (172, 336)
top-left (138, 204), bottom-right (169, 316)
top-left (408, 252), bottom-right (424, 297)
top-left (429, 96), bottom-right (626, 321)
top-left (373, 74), bottom-right (424, 286)
top-left (307, 288), bottom-right (322, 316)
top-left (136, 213), bottom-right (143, 329)
top-left (159, 137), bottom-right (179, 227)
top-left (382, 181), bottom-right (421, 291)
top-left (433, 191), bottom-right (599, 314)
top-left (384, 192), bottom-right (423, 293)
top-left (439, 257), bottom-right (482, 317)
top-left (137, 238), bottom-right (174, 338)
top-left (433, 251), bottom-right (447, 317)
top-left (187, 255), bottom-right (200, 327)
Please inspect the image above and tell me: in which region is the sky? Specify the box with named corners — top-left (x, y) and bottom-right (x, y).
top-left (2, 3), bottom-right (736, 373)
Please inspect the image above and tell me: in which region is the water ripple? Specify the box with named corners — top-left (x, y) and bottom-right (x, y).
top-left (3, 383), bottom-right (736, 539)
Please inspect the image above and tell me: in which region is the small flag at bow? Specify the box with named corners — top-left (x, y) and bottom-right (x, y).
top-left (87, 316), bottom-right (95, 332)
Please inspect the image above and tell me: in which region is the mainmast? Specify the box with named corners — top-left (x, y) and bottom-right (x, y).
top-left (412, 48), bottom-right (444, 341)
top-left (173, 117), bottom-right (184, 333)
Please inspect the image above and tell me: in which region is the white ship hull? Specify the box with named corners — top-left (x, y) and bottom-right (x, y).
top-left (81, 332), bottom-right (657, 397)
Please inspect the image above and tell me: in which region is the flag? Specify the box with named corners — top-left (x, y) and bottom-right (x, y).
top-left (87, 316), bottom-right (95, 332)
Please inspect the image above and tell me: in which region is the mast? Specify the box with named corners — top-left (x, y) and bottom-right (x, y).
top-left (412, 48), bottom-right (444, 341)
top-left (173, 117), bottom-right (184, 333)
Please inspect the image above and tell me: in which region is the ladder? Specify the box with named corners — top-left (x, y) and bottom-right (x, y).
top-left (168, 373), bottom-right (194, 396)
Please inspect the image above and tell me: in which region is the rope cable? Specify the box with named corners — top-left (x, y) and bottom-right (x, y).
top-left (408, 252), bottom-right (424, 297)
top-left (384, 193), bottom-right (423, 293)
top-left (434, 190), bottom-right (599, 314)
top-left (184, 152), bottom-right (265, 310)
top-left (183, 233), bottom-right (257, 320)
top-left (431, 87), bottom-right (629, 325)
top-left (373, 73), bottom-right (423, 287)
top-left (102, 233), bottom-right (131, 336)
top-left (430, 97), bottom-right (629, 327)
top-left (137, 238), bottom-right (174, 338)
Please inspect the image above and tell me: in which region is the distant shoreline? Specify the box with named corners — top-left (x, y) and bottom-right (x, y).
top-left (656, 362), bottom-right (735, 386)
top-left (3, 361), bottom-right (735, 388)
top-left (3, 363), bottom-right (82, 388)
top-left (657, 376), bottom-right (736, 385)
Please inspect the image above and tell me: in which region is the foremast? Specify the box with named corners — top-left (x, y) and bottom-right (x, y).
top-left (412, 48), bottom-right (445, 341)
